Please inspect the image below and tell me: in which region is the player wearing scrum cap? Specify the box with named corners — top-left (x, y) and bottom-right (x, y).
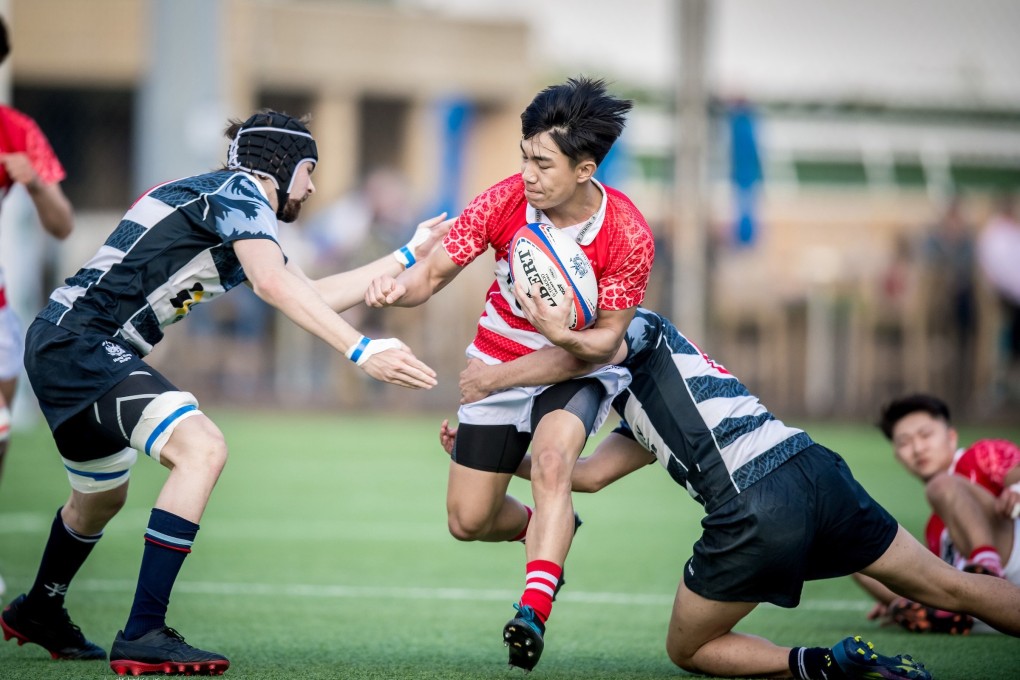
top-left (0, 110), bottom-right (446, 675)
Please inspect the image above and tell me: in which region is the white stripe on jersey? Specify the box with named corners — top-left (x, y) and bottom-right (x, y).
top-left (49, 244), bottom-right (128, 320)
top-left (719, 418), bottom-right (806, 474)
top-left (123, 192), bottom-right (183, 226)
top-left (668, 350), bottom-right (805, 479)
top-left (477, 298), bottom-right (555, 353)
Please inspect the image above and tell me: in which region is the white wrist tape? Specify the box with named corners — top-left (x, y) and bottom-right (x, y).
top-left (1009, 483), bottom-right (1020, 519)
top-left (392, 224), bottom-right (432, 268)
top-left (345, 336), bottom-right (403, 366)
top-left (393, 246), bottom-right (415, 268)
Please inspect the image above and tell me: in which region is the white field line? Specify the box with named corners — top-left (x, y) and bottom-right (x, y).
top-left (73, 578), bottom-right (870, 611)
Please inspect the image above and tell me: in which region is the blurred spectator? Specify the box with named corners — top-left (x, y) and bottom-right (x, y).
top-left (303, 168), bottom-right (416, 341)
top-left (976, 194), bottom-right (1020, 404)
top-left (920, 198), bottom-right (977, 405)
top-left (303, 168), bottom-right (415, 278)
top-left (880, 232), bottom-right (919, 312)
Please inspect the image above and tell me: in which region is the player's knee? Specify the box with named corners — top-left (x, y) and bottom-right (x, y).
top-left (530, 446), bottom-right (572, 490)
top-left (924, 471), bottom-right (963, 506)
top-left (446, 508), bottom-right (491, 541)
top-left (65, 486), bottom-right (129, 530)
top-left (665, 638), bottom-right (698, 672)
top-left (163, 418), bottom-right (229, 476)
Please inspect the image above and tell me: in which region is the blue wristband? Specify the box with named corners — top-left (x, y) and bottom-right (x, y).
top-left (346, 335), bottom-right (371, 364)
top-left (394, 245), bottom-right (416, 268)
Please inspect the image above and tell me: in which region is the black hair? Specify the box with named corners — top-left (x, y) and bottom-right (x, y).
top-left (520, 76), bottom-right (632, 167)
top-left (0, 16), bottom-right (10, 65)
top-left (877, 393), bottom-right (951, 440)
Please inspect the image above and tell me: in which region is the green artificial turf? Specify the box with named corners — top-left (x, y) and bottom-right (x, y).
top-left (1, 411), bottom-right (1018, 679)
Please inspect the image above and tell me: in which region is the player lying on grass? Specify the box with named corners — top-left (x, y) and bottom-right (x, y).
top-left (440, 306), bottom-right (1020, 680)
top-left (1, 111), bottom-right (446, 676)
top-left (365, 77), bottom-right (655, 671)
top-left (850, 393), bottom-right (1020, 635)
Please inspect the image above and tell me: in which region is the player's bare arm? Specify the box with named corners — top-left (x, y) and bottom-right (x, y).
top-left (514, 279), bottom-right (633, 363)
top-left (235, 238), bottom-right (437, 389)
top-left (0, 152), bottom-right (73, 239)
top-left (364, 241), bottom-right (463, 308)
top-left (311, 213), bottom-right (453, 312)
top-left (459, 343), bottom-right (619, 405)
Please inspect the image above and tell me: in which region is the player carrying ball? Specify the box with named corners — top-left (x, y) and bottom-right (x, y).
top-left (365, 76), bottom-right (655, 671)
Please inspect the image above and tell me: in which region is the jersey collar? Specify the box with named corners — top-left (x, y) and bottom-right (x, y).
top-left (525, 178), bottom-right (607, 246)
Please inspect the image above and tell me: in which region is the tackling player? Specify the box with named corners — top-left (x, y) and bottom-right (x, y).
top-left (442, 307), bottom-right (1020, 679)
top-left (0, 111), bottom-right (444, 675)
top-left (365, 77), bottom-right (655, 670)
top-left (0, 15), bottom-right (75, 605)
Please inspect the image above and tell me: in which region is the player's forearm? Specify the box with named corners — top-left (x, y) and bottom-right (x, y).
top-left (537, 307), bottom-right (633, 364)
top-left (485, 347), bottom-right (595, 392)
top-left (28, 182), bottom-right (73, 240)
top-left (315, 255), bottom-right (404, 312)
top-left (385, 253), bottom-right (461, 307)
top-left (252, 267), bottom-right (364, 355)
top-left (546, 325), bottom-right (625, 364)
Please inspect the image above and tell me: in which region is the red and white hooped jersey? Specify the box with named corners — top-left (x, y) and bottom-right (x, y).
top-left (442, 174), bottom-right (654, 363)
top-left (925, 439), bottom-right (1020, 561)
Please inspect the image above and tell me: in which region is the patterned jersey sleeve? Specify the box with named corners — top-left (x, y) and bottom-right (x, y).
top-left (443, 176), bottom-right (521, 267)
top-left (207, 174), bottom-right (280, 244)
top-left (968, 439), bottom-right (1020, 490)
top-left (597, 199), bottom-right (655, 311)
top-left (0, 106), bottom-right (66, 185)
top-left (22, 114), bottom-right (66, 184)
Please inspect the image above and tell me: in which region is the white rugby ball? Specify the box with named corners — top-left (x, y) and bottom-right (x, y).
top-left (509, 222), bottom-right (598, 330)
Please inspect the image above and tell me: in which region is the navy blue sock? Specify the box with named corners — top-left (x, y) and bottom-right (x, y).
top-left (123, 508), bottom-right (199, 640)
top-left (26, 507), bottom-right (102, 610)
top-left (790, 647), bottom-right (848, 680)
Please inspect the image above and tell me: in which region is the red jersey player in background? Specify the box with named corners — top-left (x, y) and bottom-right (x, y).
top-left (0, 15), bottom-right (74, 605)
top-left (365, 76), bottom-right (654, 671)
top-left (854, 393), bottom-right (1020, 634)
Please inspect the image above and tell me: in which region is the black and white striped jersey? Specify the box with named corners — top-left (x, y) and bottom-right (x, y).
top-left (614, 308), bottom-right (813, 512)
top-left (38, 171), bottom-right (280, 355)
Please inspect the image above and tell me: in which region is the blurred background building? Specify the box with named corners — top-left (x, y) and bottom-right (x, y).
top-left (1, 0), bottom-right (1018, 421)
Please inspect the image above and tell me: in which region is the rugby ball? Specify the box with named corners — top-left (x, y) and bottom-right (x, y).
top-left (509, 222), bottom-right (598, 330)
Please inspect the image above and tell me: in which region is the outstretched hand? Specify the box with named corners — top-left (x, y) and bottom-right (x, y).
top-left (408, 212), bottom-right (455, 263)
top-left (360, 343), bottom-right (437, 389)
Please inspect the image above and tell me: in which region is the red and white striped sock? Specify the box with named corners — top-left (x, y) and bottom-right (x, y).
top-left (519, 559), bottom-right (562, 623)
top-left (510, 505), bottom-right (533, 543)
top-left (968, 545), bottom-right (1004, 577)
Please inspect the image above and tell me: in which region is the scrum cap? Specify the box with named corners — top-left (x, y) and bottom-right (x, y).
top-left (227, 111), bottom-right (317, 215)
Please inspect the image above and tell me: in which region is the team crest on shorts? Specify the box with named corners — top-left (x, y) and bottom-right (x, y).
top-left (102, 340), bottom-right (132, 364)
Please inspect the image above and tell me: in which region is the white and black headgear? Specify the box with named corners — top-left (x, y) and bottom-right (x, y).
top-left (227, 111), bottom-right (318, 217)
